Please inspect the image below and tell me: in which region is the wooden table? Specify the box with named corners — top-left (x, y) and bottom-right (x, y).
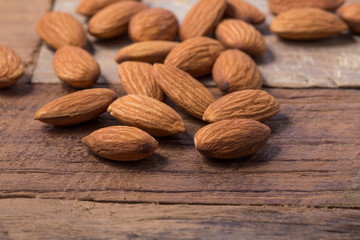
top-left (0, 0), bottom-right (359, 239)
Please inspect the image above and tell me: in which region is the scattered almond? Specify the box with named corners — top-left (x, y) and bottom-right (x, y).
top-left (215, 19), bottom-right (266, 56)
top-left (270, 8), bottom-right (348, 40)
top-left (164, 37), bottom-right (225, 77)
top-left (0, 45), bottom-right (24, 88)
top-left (53, 46), bottom-right (101, 89)
top-left (34, 88), bottom-right (117, 126)
top-left (76, 0), bottom-right (140, 17)
top-left (194, 119), bottom-right (271, 159)
top-left (36, 11), bottom-right (87, 49)
top-left (336, 3), bottom-right (360, 34)
top-left (226, 0), bottom-right (265, 25)
top-left (129, 8), bottom-right (179, 42)
top-left (88, 1), bottom-right (147, 39)
top-left (180, 0), bottom-right (227, 41)
top-left (114, 41), bottom-right (179, 64)
top-left (82, 126), bottom-right (158, 161)
top-left (153, 64), bottom-right (215, 120)
top-left (118, 61), bottom-right (165, 101)
top-left (212, 49), bottom-right (262, 93)
top-left (108, 95), bottom-right (185, 137)
top-left (268, 0), bottom-right (345, 15)
top-left (203, 90), bottom-right (280, 123)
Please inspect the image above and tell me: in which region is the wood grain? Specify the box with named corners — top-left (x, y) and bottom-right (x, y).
top-left (1, 85), bottom-right (359, 207)
top-left (1, 198), bottom-right (359, 240)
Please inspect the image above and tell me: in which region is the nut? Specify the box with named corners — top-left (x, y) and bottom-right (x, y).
top-left (225, 0), bottom-right (265, 25)
top-left (0, 45), bottom-right (24, 88)
top-left (76, 0), bottom-right (140, 17)
top-left (336, 3), bottom-right (360, 34)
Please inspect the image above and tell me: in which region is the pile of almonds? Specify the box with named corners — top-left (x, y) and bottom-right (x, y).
top-left (1, 0), bottom-right (359, 161)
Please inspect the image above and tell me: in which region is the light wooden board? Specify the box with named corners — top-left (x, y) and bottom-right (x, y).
top-left (32, 0), bottom-right (360, 88)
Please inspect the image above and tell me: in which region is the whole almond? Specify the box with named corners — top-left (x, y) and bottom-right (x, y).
top-left (53, 46), bottom-right (101, 89)
top-left (215, 19), bottom-right (266, 56)
top-left (212, 49), bottom-right (262, 93)
top-left (180, 0), bottom-right (227, 41)
top-left (153, 64), bottom-right (215, 120)
top-left (88, 1), bottom-right (147, 39)
top-left (268, 0), bottom-right (345, 15)
top-left (36, 11), bottom-right (87, 49)
top-left (114, 41), bottom-right (179, 63)
top-left (108, 95), bottom-right (185, 137)
top-left (82, 126), bottom-right (158, 161)
top-left (194, 119), bottom-right (271, 159)
top-left (270, 8), bottom-right (348, 40)
top-left (129, 8), bottom-right (179, 42)
top-left (118, 61), bottom-right (165, 101)
top-left (336, 3), bottom-right (360, 34)
top-left (76, 0), bottom-right (140, 17)
top-left (226, 0), bottom-right (265, 25)
top-left (34, 88), bottom-right (117, 126)
top-left (203, 90), bottom-right (280, 123)
top-left (0, 45), bottom-right (24, 88)
top-left (164, 37), bottom-right (225, 77)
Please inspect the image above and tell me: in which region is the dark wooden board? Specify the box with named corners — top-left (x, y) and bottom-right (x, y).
top-left (1, 198), bottom-right (359, 240)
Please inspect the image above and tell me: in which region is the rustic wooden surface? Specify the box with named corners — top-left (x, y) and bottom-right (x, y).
top-left (1, 0), bottom-right (360, 239)
top-left (32, 0), bottom-right (360, 88)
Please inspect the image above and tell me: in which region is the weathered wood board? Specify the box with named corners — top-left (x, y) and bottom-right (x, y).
top-left (32, 0), bottom-right (360, 88)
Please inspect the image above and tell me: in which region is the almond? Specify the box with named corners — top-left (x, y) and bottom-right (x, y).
top-left (194, 119), bottom-right (271, 159)
top-left (0, 45), bottom-right (24, 88)
top-left (82, 126), bottom-right (158, 161)
top-left (114, 41), bottom-right (179, 63)
top-left (268, 0), bottom-right (345, 15)
top-left (53, 46), bottom-right (101, 89)
top-left (153, 64), bottom-right (215, 120)
top-left (212, 49), bottom-right (262, 93)
top-left (34, 88), bottom-right (117, 126)
top-left (180, 0), bottom-right (227, 41)
top-left (129, 8), bottom-right (179, 42)
top-left (336, 3), bottom-right (360, 34)
top-left (88, 1), bottom-right (147, 39)
top-left (118, 61), bottom-right (165, 101)
top-left (226, 0), bottom-right (265, 25)
top-left (164, 37), bottom-right (225, 77)
top-left (76, 0), bottom-right (140, 17)
top-left (108, 95), bottom-right (185, 136)
top-left (203, 90), bottom-right (280, 123)
top-left (270, 8), bottom-right (348, 40)
top-left (36, 11), bottom-right (87, 49)
top-left (215, 19), bottom-right (266, 56)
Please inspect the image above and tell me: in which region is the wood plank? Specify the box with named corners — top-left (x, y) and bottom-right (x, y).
top-left (0, 198), bottom-right (359, 240)
top-left (32, 0), bottom-right (360, 88)
top-left (0, 85), bottom-right (359, 207)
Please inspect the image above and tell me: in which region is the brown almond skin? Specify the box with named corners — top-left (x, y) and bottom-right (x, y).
top-left (194, 119), bottom-right (271, 159)
top-left (165, 37), bottom-right (225, 77)
top-left (268, 0), bottom-right (345, 15)
top-left (82, 126), bottom-right (158, 161)
top-left (270, 8), bottom-right (348, 40)
top-left (114, 41), bottom-right (179, 63)
top-left (76, 0), bottom-right (140, 17)
top-left (215, 19), bottom-right (266, 56)
top-left (226, 0), bottom-right (265, 25)
top-left (36, 11), bottom-right (87, 49)
top-left (34, 88), bottom-right (117, 126)
top-left (212, 49), bottom-right (262, 93)
top-left (108, 95), bottom-right (185, 137)
top-left (336, 3), bottom-right (360, 34)
top-left (88, 1), bottom-right (147, 39)
top-left (203, 90), bottom-right (280, 123)
top-left (129, 8), bottom-right (179, 42)
top-left (53, 46), bottom-right (101, 89)
top-left (153, 64), bottom-right (215, 120)
top-left (0, 45), bottom-right (24, 88)
top-left (180, 0), bottom-right (227, 41)
top-left (118, 61), bottom-right (165, 101)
